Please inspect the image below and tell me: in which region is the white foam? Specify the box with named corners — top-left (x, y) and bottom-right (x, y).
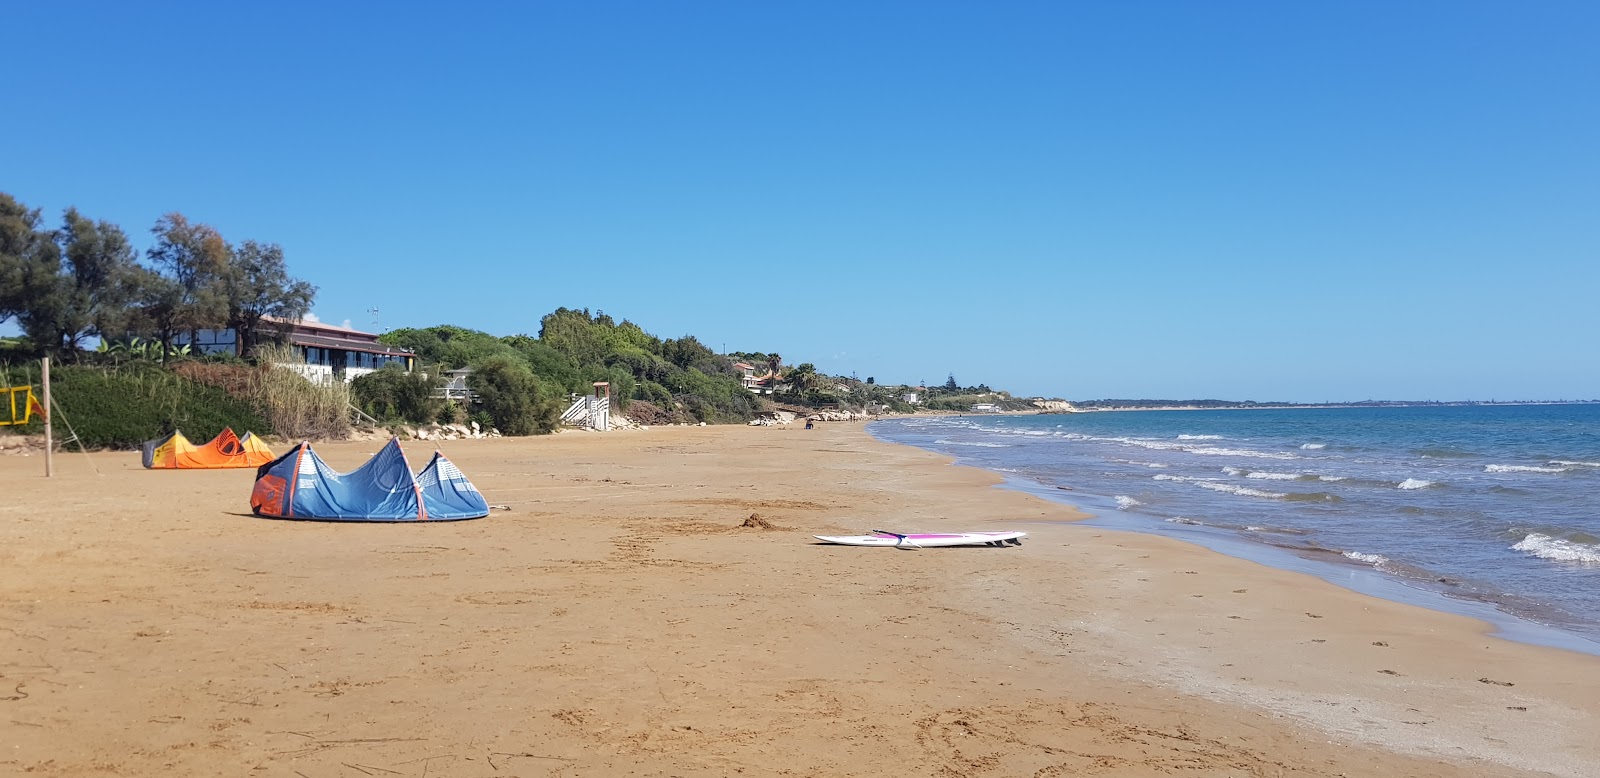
top-left (1245, 471), bottom-right (1303, 481)
top-left (1188, 446), bottom-right (1300, 460)
top-left (1550, 460), bottom-right (1600, 468)
top-left (1318, 475), bottom-right (1348, 482)
top-left (1177, 434), bottom-right (1223, 440)
top-left (1512, 534), bottom-right (1600, 564)
top-left (1300, 443), bottom-right (1327, 450)
top-left (1193, 482), bottom-right (1287, 499)
top-left (1114, 495), bottom-right (1142, 510)
top-left (1153, 474), bottom-right (1210, 482)
top-left (933, 439), bottom-right (1010, 448)
top-left (1165, 517), bottom-right (1203, 525)
top-left (1486, 464), bottom-right (1568, 474)
top-left (1113, 458), bottom-right (1169, 469)
top-left (1114, 437), bottom-right (1189, 452)
top-left (1396, 478), bottom-right (1435, 490)
top-left (1344, 551), bottom-right (1390, 566)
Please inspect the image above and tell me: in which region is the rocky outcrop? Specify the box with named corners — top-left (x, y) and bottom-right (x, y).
top-left (748, 411), bottom-right (797, 426)
top-left (807, 410), bottom-right (869, 422)
top-left (394, 422), bottom-right (501, 441)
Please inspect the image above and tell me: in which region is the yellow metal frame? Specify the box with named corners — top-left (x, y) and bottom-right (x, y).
top-left (1, 386), bottom-right (38, 426)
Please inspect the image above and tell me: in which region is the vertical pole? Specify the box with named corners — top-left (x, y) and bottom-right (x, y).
top-left (42, 356), bottom-right (53, 478)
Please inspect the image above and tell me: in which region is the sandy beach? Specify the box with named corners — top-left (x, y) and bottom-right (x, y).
top-left (3, 423), bottom-right (1597, 777)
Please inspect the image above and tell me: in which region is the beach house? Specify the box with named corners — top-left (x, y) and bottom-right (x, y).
top-left (178, 316), bottom-right (415, 385)
top-left (734, 361), bottom-right (781, 395)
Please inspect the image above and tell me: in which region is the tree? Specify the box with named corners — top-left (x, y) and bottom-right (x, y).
top-left (0, 194), bottom-right (60, 339)
top-left (468, 355), bottom-right (560, 435)
top-left (661, 335), bottom-right (716, 370)
top-left (538, 307), bottom-right (609, 365)
top-left (53, 209), bottom-right (143, 353)
top-left (134, 270), bottom-right (187, 358)
top-left (225, 240), bottom-right (315, 357)
top-left (944, 374), bottom-right (959, 392)
top-left (146, 213), bottom-right (230, 355)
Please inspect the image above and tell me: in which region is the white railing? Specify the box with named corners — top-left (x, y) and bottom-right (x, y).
top-left (561, 396), bottom-right (610, 431)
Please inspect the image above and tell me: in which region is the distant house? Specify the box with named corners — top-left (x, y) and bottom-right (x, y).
top-left (970, 403), bottom-right (1002, 413)
top-left (179, 316), bottom-right (415, 385)
top-left (734, 361), bottom-right (780, 395)
top-left (901, 392), bottom-right (920, 405)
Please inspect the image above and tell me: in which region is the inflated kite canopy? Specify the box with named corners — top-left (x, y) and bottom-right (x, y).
top-left (142, 427), bottom-right (275, 469)
top-left (249, 437), bottom-right (489, 521)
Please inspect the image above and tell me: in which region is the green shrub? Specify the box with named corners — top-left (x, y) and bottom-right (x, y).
top-left (42, 362), bottom-right (267, 449)
top-left (351, 363), bottom-right (442, 424)
top-left (468, 356), bottom-right (560, 435)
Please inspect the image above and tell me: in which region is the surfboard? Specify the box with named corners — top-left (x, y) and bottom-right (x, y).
top-left (812, 530), bottom-right (1026, 548)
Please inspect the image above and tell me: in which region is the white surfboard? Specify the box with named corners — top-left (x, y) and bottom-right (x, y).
top-left (813, 530), bottom-right (1026, 548)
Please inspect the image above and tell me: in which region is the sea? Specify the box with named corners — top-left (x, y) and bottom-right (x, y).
top-left (870, 404), bottom-right (1600, 652)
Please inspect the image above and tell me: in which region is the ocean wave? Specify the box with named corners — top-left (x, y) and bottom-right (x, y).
top-left (1300, 443), bottom-right (1327, 450)
top-left (1165, 517), bottom-right (1203, 525)
top-left (1224, 466), bottom-right (1336, 482)
top-left (1113, 458), bottom-right (1169, 469)
top-left (1113, 437), bottom-right (1189, 451)
top-left (1344, 551), bottom-right (1390, 566)
top-left (1396, 478), bottom-right (1436, 490)
top-left (1153, 474), bottom-right (1209, 482)
top-left (1193, 482), bottom-right (1287, 499)
top-left (1187, 446), bottom-right (1300, 460)
top-left (1114, 495), bottom-right (1142, 510)
top-left (1550, 460), bottom-right (1600, 468)
top-left (1486, 464), bottom-right (1568, 474)
top-left (1284, 492), bottom-right (1341, 502)
top-left (1177, 434), bottom-right (1223, 440)
top-left (1511, 534), bottom-right (1600, 564)
top-left (933, 439), bottom-right (1011, 448)
top-left (1415, 447), bottom-right (1478, 459)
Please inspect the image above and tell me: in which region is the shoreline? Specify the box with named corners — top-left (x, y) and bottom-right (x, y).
top-left (4, 423), bottom-right (1597, 776)
top-left (915, 442), bottom-right (1600, 656)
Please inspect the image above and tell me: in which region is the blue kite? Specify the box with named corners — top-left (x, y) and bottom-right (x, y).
top-left (250, 438), bottom-right (489, 521)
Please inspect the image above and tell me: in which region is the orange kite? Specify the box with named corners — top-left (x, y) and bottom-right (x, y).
top-left (141, 428), bottom-right (275, 469)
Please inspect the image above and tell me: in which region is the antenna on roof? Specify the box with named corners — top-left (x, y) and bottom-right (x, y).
top-left (367, 307), bottom-right (382, 333)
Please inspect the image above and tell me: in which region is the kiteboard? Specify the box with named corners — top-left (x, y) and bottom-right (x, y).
top-left (813, 530), bottom-right (1026, 548)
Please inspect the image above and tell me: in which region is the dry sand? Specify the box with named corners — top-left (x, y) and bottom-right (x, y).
top-left (3, 423), bottom-right (1597, 777)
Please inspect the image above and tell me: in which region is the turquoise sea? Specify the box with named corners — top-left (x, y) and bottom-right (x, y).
top-left (871, 405), bottom-right (1600, 649)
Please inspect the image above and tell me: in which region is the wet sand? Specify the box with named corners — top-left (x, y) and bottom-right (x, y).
top-left (3, 423), bottom-right (1597, 776)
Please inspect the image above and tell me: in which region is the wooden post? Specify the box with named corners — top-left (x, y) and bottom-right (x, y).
top-left (42, 356), bottom-right (53, 478)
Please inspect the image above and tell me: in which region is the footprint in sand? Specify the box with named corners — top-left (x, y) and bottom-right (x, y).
top-left (1478, 678), bottom-right (1515, 687)
top-left (1305, 612), bottom-right (1323, 619)
top-left (1379, 669), bottom-right (1403, 676)
top-left (1372, 641), bottom-right (1389, 647)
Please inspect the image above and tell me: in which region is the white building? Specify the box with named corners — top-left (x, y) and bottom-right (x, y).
top-left (179, 317), bottom-right (415, 385)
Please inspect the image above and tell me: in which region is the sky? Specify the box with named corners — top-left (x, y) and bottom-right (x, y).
top-left (4, 1), bottom-right (1597, 402)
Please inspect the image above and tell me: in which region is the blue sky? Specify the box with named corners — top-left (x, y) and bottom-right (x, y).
top-left (5, 1), bottom-right (1596, 402)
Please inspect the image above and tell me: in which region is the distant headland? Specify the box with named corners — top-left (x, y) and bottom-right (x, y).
top-left (1063, 398), bottom-right (1600, 412)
